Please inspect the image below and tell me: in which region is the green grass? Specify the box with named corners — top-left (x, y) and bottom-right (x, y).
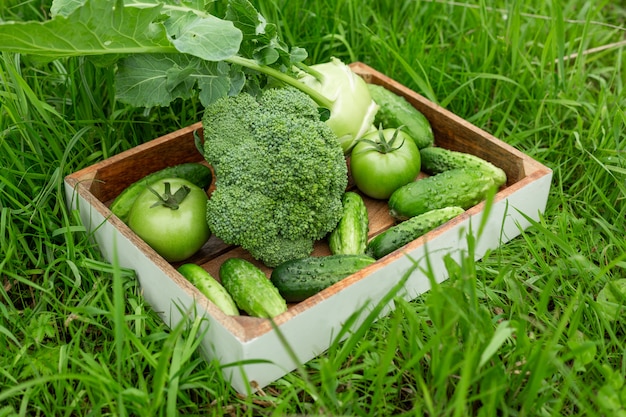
top-left (1, 0), bottom-right (625, 415)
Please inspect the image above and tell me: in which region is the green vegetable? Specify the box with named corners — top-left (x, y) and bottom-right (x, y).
top-left (219, 258), bottom-right (287, 318)
top-left (203, 87), bottom-right (348, 268)
top-left (110, 162), bottom-right (212, 224)
top-left (328, 192), bottom-right (369, 255)
top-left (296, 58), bottom-right (379, 152)
top-left (367, 83), bottom-right (434, 149)
top-left (0, 1), bottom-right (377, 145)
top-left (350, 126), bottom-right (422, 199)
top-left (389, 168), bottom-right (498, 221)
top-left (597, 279), bottom-right (626, 322)
top-left (420, 146), bottom-right (507, 187)
top-left (127, 178), bottom-right (211, 262)
top-left (178, 263), bottom-right (239, 316)
top-left (270, 254), bottom-right (376, 302)
top-left (366, 207), bottom-right (465, 259)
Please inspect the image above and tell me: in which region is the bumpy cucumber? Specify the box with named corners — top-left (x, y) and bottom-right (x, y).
top-left (420, 147), bottom-right (507, 187)
top-left (110, 162), bottom-right (212, 223)
top-left (270, 254), bottom-right (376, 302)
top-left (366, 207), bottom-right (464, 259)
top-left (367, 83), bottom-right (434, 149)
top-left (388, 168), bottom-right (498, 220)
top-left (328, 192), bottom-right (369, 255)
top-left (219, 258), bottom-right (287, 318)
top-left (178, 263), bottom-right (239, 316)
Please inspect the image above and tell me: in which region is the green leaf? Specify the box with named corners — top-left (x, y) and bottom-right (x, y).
top-left (163, 11), bottom-right (243, 61)
top-left (0, 0), bottom-right (174, 58)
top-left (50, 0), bottom-right (210, 18)
top-left (226, 0), bottom-right (305, 66)
top-left (115, 54), bottom-right (234, 107)
top-left (197, 62), bottom-right (240, 105)
top-left (597, 278), bottom-right (626, 322)
top-left (567, 330), bottom-right (597, 372)
top-left (226, 0), bottom-right (268, 39)
top-left (290, 46), bottom-right (308, 63)
top-left (3, 0), bottom-right (243, 63)
top-left (1, 0), bottom-right (307, 108)
top-left (50, 0), bottom-right (86, 17)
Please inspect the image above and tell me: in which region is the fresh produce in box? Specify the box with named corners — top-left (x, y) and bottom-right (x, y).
top-left (220, 258), bottom-right (287, 319)
top-left (420, 146), bottom-right (507, 187)
top-left (178, 264), bottom-right (239, 316)
top-left (388, 168), bottom-right (499, 221)
top-left (366, 207), bottom-right (465, 259)
top-left (127, 178), bottom-right (211, 262)
top-left (367, 83), bottom-right (434, 149)
top-left (350, 126), bottom-right (422, 200)
top-left (296, 58), bottom-right (379, 153)
top-left (109, 162), bottom-right (212, 224)
top-left (328, 192), bottom-right (370, 256)
top-left (270, 254), bottom-right (376, 303)
top-left (202, 87), bottom-right (348, 268)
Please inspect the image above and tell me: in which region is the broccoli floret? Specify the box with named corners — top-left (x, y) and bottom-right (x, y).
top-left (202, 87), bottom-right (348, 267)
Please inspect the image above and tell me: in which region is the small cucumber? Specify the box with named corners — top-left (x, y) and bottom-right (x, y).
top-left (366, 207), bottom-right (464, 259)
top-left (328, 192), bottom-right (369, 255)
top-left (388, 168), bottom-right (498, 221)
top-left (219, 258), bottom-right (287, 318)
top-left (110, 162), bottom-right (212, 223)
top-left (367, 83), bottom-right (434, 149)
top-left (420, 147), bottom-right (507, 187)
top-left (270, 254), bottom-right (376, 302)
top-left (178, 263), bottom-right (239, 316)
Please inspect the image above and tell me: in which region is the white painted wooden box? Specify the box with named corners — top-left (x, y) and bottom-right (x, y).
top-left (64, 63), bottom-right (552, 393)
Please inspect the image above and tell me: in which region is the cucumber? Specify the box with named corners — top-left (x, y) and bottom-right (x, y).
top-left (178, 263), bottom-right (239, 316)
top-left (388, 168), bottom-right (498, 221)
top-left (219, 258), bottom-right (287, 318)
top-left (420, 146), bottom-right (507, 187)
top-left (110, 162), bottom-right (212, 223)
top-left (328, 192), bottom-right (369, 255)
top-left (270, 254), bottom-right (376, 302)
top-left (367, 83), bottom-right (434, 149)
top-left (366, 207), bottom-right (464, 259)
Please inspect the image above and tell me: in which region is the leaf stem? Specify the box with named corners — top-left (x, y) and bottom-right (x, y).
top-left (226, 55), bottom-right (334, 109)
top-left (294, 62), bottom-right (325, 82)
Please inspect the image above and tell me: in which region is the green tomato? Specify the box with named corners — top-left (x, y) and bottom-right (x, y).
top-left (350, 127), bottom-right (421, 199)
top-left (128, 178), bottom-right (210, 262)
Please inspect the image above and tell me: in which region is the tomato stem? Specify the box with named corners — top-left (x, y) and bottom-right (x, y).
top-left (356, 125), bottom-right (407, 154)
top-left (147, 182), bottom-right (190, 210)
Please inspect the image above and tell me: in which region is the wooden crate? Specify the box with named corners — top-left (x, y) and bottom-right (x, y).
top-left (64, 63), bottom-right (552, 393)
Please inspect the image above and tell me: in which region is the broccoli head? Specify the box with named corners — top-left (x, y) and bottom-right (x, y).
top-left (202, 87), bottom-right (348, 267)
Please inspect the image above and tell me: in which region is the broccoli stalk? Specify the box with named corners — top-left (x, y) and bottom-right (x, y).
top-left (203, 87), bottom-right (349, 267)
